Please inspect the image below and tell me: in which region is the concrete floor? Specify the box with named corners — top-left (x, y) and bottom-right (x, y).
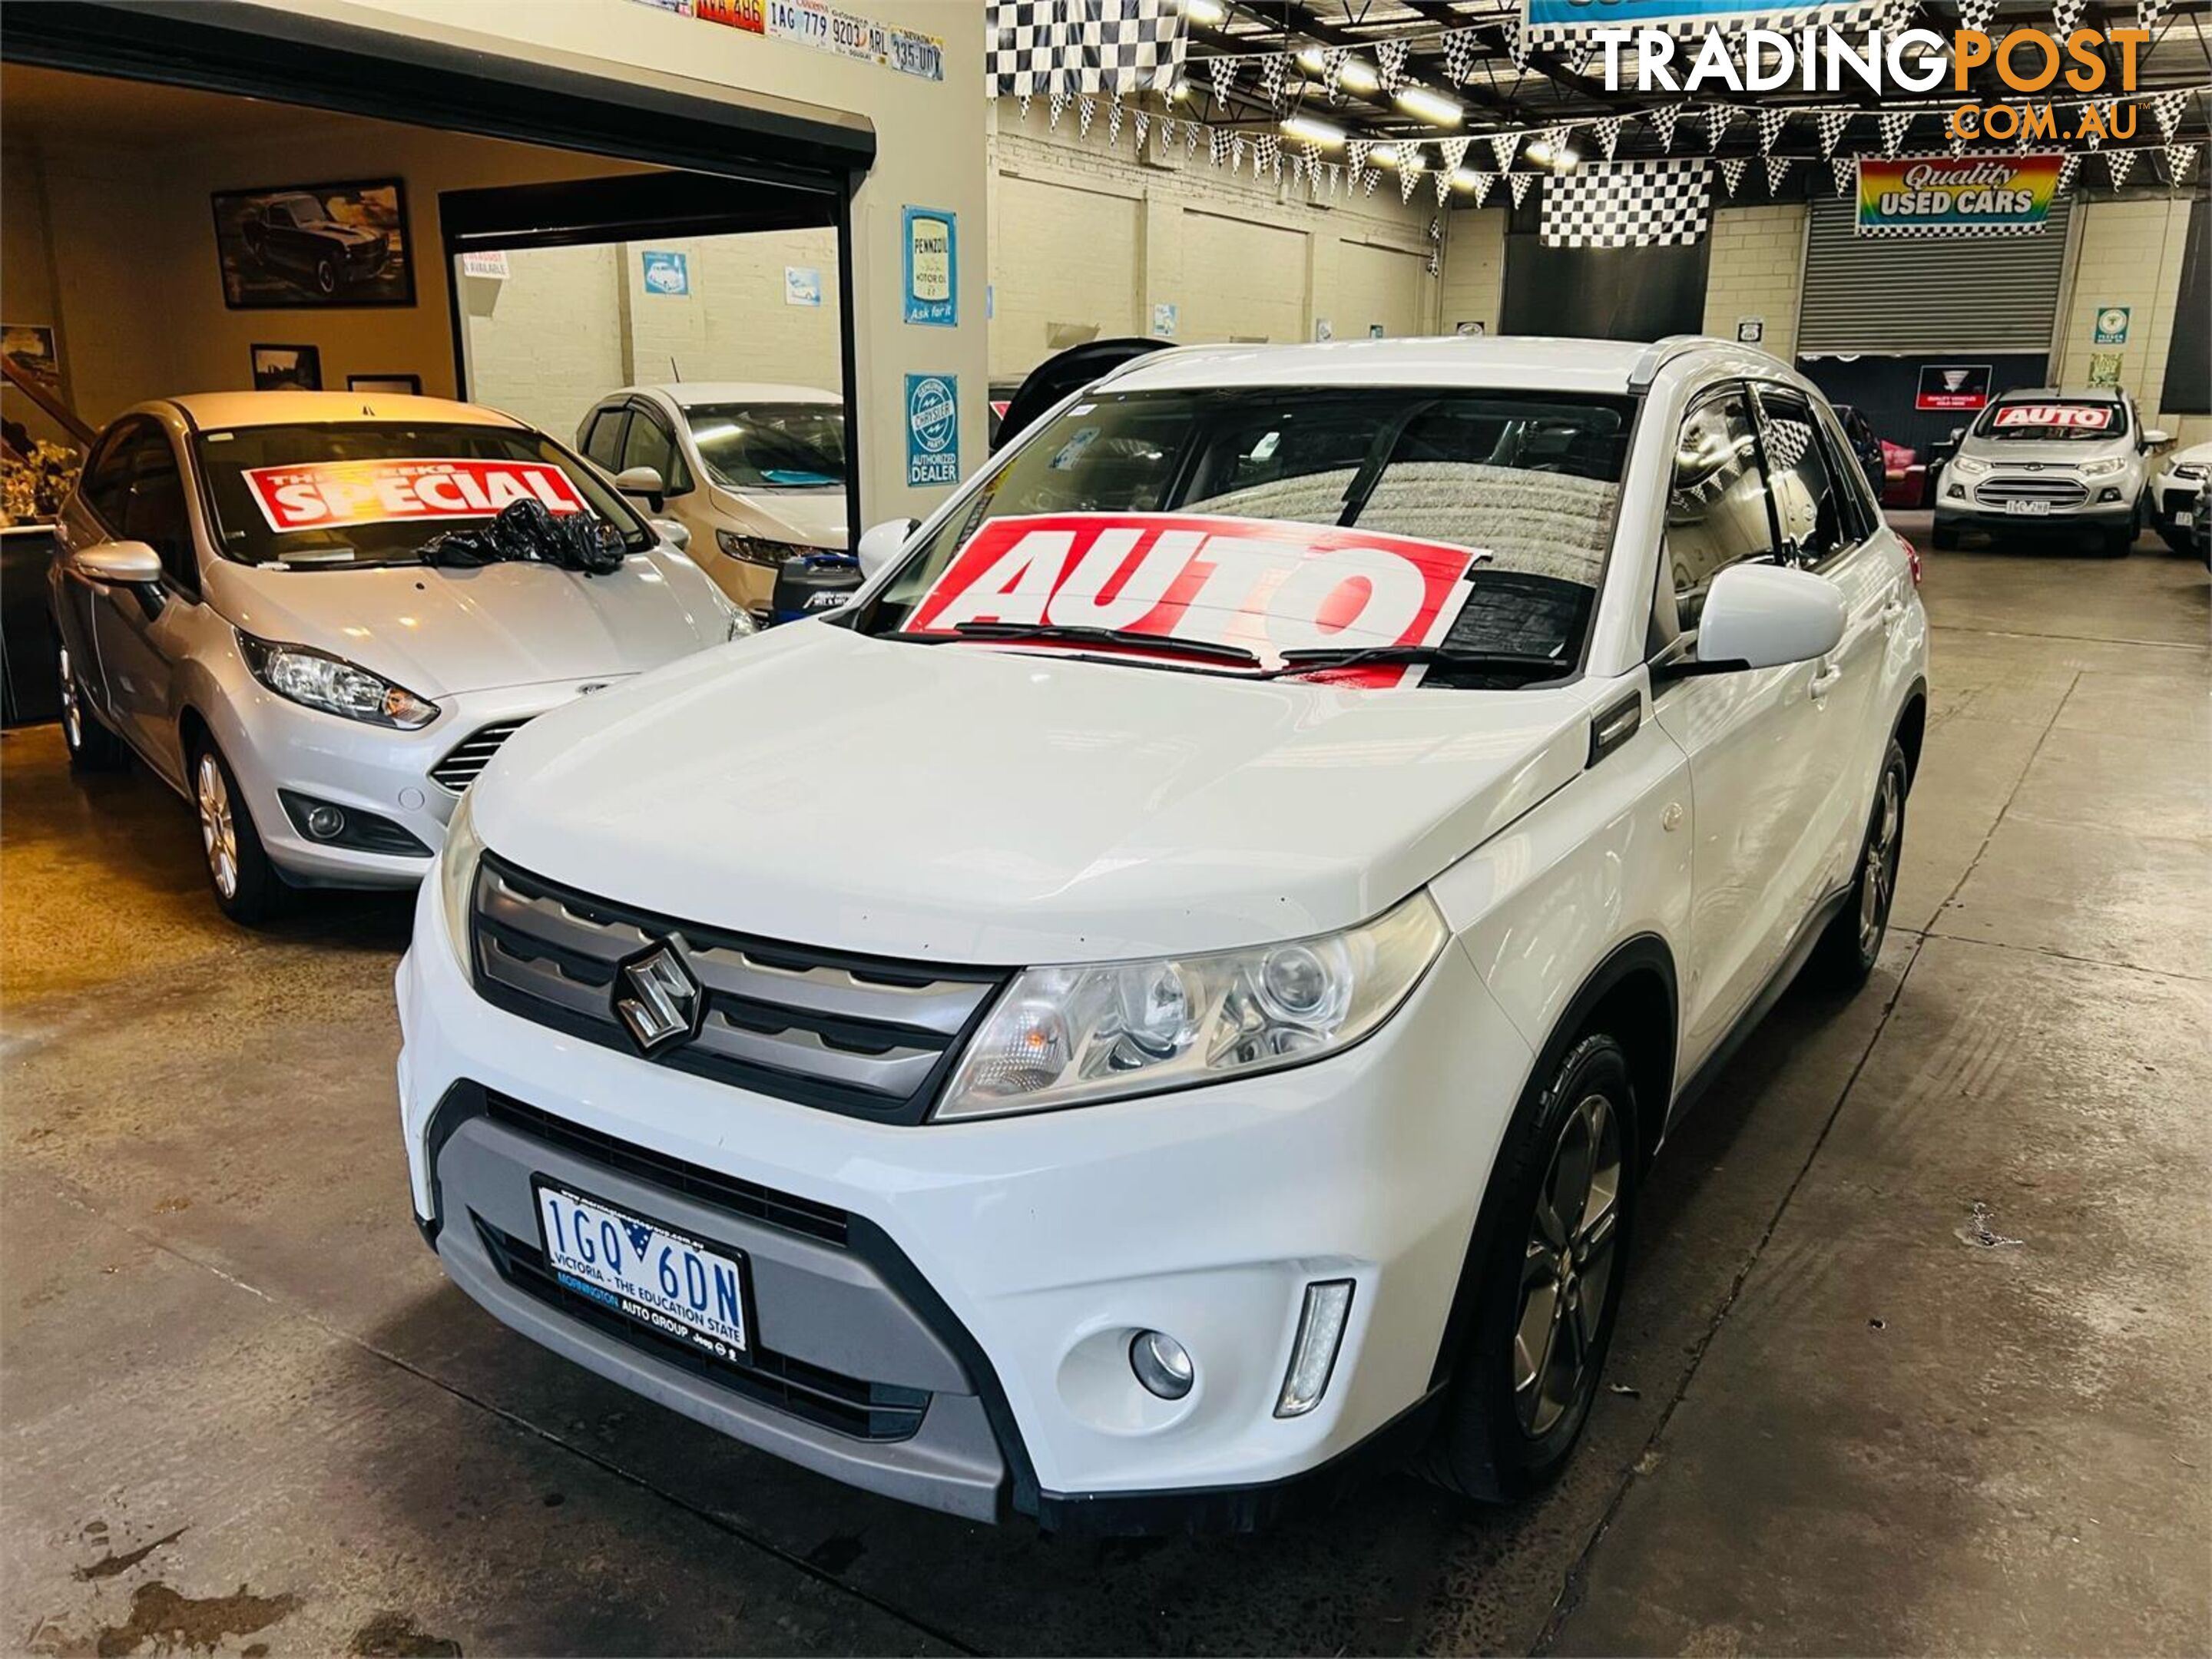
top-left (3, 524), bottom-right (2207, 1657)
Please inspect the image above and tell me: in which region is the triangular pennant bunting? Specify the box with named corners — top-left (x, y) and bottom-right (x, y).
top-left (1817, 111), bottom-right (1850, 156)
top-left (1718, 155), bottom-right (1748, 194)
top-left (1757, 107), bottom-right (1789, 153)
top-left (1435, 165), bottom-right (1454, 204)
top-left (1592, 116), bottom-right (1624, 161)
top-left (1466, 170), bottom-right (1495, 206)
top-left (2164, 143), bottom-right (2200, 184)
top-left (2056, 152), bottom-right (2082, 192)
top-left (1107, 101), bottom-right (1123, 145)
top-left (1207, 127), bottom-right (1230, 167)
top-left (2052, 0), bottom-right (2086, 35)
top-left (1439, 136), bottom-right (1473, 177)
top-left (1230, 132), bottom-right (1245, 171)
top-left (1377, 38), bottom-right (1410, 91)
top-left (1508, 171), bottom-right (1535, 207)
top-left (1321, 45), bottom-right (1350, 101)
top-left (1016, 92), bottom-right (1032, 120)
top-left (1488, 131), bottom-right (1520, 171)
top-left (2137, 0), bottom-right (2171, 28)
top-left (1444, 28), bottom-right (1482, 82)
top-left (1206, 55), bottom-right (1236, 105)
top-left (1400, 160), bottom-right (1422, 203)
top-left (1048, 89), bottom-right (1068, 129)
top-left (1831, 157), bottom-right (1855, 194)
top-left (1259, 52), bottom-right (1287, 108)
top-left (1647, 106), bottom-right (1681, 151)
top-left (1959, 0), bottom-right (1998, 28)
top-left (1133, 108), bottom-right (1150, 150)
top-left (1078, 96), bottom-right (1094, 136)
top-left (1186, 118), bottom-right (1201, 156)
top-left (1765, 154), bottom-right (1795, 191)
top-left (2104, 147), bottom-right (2136, 188)
top-left (1705, 105), bottom-right (1734, 151)
top-left (2148, 89), bottom-right (2188, 141)
top-left (1879, 110), bottom-right (1912, 156)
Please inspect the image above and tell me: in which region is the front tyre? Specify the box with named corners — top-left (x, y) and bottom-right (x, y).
top-left (1807, 739), bottom-right (1908, 992)
top-left (1426, 1033), bottom-right (1636, 1503)
top-left (57, 640), bottom-right (127, 773)
top-left (313, 254), bottom-right (339, 296)
top-left (1931, 522), bottom-right (1962, 551)
top-left (2096, 522), bottom-right (2134, 558)
top-left (190, 737), bottom-right (286, 925)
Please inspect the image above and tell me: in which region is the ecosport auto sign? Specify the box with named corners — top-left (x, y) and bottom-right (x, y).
top-left (898, 512), bottom-right (1482, 687)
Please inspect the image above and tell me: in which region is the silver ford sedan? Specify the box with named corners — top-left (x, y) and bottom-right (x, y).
top-left (48, 392), bottom-right (747, 922)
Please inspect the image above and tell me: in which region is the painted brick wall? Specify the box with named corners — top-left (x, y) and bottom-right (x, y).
top-left (460, 243), bottom-right (627, 438)
top-left (1701, 204), bottom-right (1807, 361)
top-left (988, 104), bottom-right (1439, 378)
top-left (623, 227), bottom-right (843, 396)
top-left (2050, 195), bottom-right (2207, 446)
top-left (1440, 207), bottom-right (1505, 336)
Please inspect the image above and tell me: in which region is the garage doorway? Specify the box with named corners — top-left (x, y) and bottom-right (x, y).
top-left (2, 2), bottom-right (873, 551)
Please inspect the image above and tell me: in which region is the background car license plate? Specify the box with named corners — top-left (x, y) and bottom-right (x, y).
top-left (2004, 499), bottom-right (2051, 516)
top-left (535, 1182), bottom-right (749, 1361)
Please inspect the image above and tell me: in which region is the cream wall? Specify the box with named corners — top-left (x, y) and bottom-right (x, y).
top-left (1701, 204), bottom-right (1809, 363)
top-left (986, 103), bottom-right (1441, 379)
top-left (2050, 195), bottom-right (2207, 447)
top-left (1440, 207), bottom-right (1506, 336)
top-left (292, 0), bottom-right (988, 525)
top-left (459, 243), bottom-right (629, 439)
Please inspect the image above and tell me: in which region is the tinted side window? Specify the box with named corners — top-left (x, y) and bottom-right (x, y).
top-left (1661, 388), bottom-right (1772, 636)
top-left (1754, 389), bottom-right (1848, 567)
top-left (117, 430), bottom-right (197, 589)
top-left (584, 407), bottom-right (628, 471)
top-left (78, 422), bottom-right (145, 528)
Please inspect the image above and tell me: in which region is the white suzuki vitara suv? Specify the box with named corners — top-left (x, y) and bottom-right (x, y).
top-left (396, 335), bottom-right (1929, 1532)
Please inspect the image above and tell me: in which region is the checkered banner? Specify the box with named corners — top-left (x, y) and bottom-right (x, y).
top-left (1522, 0), bottom-right (1906, 52)
top-left (987, 0), bottom-right (1187, 98)
top-left (1541, 158), bottom-right (1714, 247)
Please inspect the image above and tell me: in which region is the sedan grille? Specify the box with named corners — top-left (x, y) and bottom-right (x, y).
top-left (431, 719), bottom-right (531, 793)
top-left (1977, 475), bottom-right (2090, 508)
top-left (469, 853), bottom-right (1009, 1123)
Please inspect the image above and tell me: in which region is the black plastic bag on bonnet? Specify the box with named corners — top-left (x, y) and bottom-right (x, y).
top-left (418, 498), bottom-right (629, 576)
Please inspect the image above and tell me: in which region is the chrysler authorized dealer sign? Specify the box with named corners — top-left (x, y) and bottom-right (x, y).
top-left (243, 458), bottom-right (588, 533)
top-left (899, 512), bottom-right (1482, 687)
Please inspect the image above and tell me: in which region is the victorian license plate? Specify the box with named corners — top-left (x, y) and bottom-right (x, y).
top-left (2003, 499), bottom-right (2051, 516)
top-left (534, 1181), bottom-right (749, 1361)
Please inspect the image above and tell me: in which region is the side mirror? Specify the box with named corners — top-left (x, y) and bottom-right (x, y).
top-left (856, 517), bottom-right (917, 581)
top-left (2144, 428), bottom-right (2171, 449)
top-left (1693, 563), bottom-right (1847, 671)
top-left (651, 516), bottom-right (691, 552)
top-left (614, 465), bottom-right (665, 512)
top-left (73, 540), bottom-right (163, 584)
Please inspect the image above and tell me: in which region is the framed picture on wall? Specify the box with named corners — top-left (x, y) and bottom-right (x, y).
top-left (251, 344), bottom-right (322, 392)
top-left (211, 178), bottom-right (413, 309)
top-left (346, 374), bottom-right (422, 396)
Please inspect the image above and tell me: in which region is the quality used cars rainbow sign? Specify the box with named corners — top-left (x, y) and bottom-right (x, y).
top-left (1855, 154), bottom-right (2065, 237)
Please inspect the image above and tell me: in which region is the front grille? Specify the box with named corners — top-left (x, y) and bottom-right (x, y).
top-left (470, 853), bottom-right (1008, 1122)
top-left (473, 1217), bottom-right (929, 1440)
top-left (431, 719), bottom-right (532, 793)
top-left (1978, 475), bottom-right (2090, 508)
top-left (482, 1091), bottom-right (849, 1244)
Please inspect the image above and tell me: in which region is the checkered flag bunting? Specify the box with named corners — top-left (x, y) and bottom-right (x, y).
top-left (1488, 132), bottom-right (1521, 171)
top-left (1757, 108), bottom-right (1790, 152)
top-left (1378, 38), bottom-right (1411, 91)
top-left (1765, 154), bottom-right (1795, 191)
top-left (2137, 0), bottom-right (2171, 28)
top-left (1817, 110), bottom-right (1852, 155)
top-left (1831, 156), bottom-right (1855, 194)
top-left (2167, 143), bottom-right (2200, 184)
top-left (1647, 106), bottom-right (1681, 151)
top-left (1443, 28), bottom-right (1482, 83)
top-left (2051, 0), bottom-right (2086, 35)
top-left (1591, 116), bottom-right (1624, 161)
top-left (1959, 0), bottom-right (1998, 30)
top-left (1078, 95), bottom-right (1095, 135)
top-left (2104, 148), bottom-right (2136, 188)
top-left (1049, 88), bottom-right (1068, 127)
top-left (1259, 52), bottom-right (1287, 108)
top-left (1321, 45), bottom-right (1351, 101)
top-left (1541, 160), bottom-right (1714, 247)
top-left (1207, 51), bottom-right (1236, 105)
top-left (1706, 106), bottom-right (1734, 151)
top-left (1879, 110), bottom-right (1913, 155)
top-left (1439, 136), bottom-right (1472, 178)
top-left (2057, 152), bottom-right (2082, 191)
top-left (2147, 90), bottom-right (2189, 140)
top-left (987, 0), bottom-right (1188, 98)
top-left (1107, 100), bottom-right (1123, 144)
top-left (1185, 118), bottom-right (1201, 155)
top-left (1718, 155), bottom-right (1748, 195)
top-left (1508, 171), bottom-right (1536, 207)
top-left (1133, 108), bottom-right (1149, 149)
top-left (1465, 170), bottom-right (1496, 206)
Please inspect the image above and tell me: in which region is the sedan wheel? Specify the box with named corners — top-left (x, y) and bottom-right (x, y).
top-left (57, 641), bottom-right (126, 772)
top-left (196, 751), bottom-right (240, 900)
top-left (1515, 1091), bottom-right (1623, 1439)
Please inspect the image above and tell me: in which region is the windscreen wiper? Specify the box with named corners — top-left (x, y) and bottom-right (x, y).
top-left (1267, 644), bottom-right (1570, 679)
top-left (943, 621), bottom-right (1264, 668)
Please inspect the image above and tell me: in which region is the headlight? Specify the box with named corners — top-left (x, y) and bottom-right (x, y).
top-left (238, 634), bottom-right (438, 727)
top-left (936, 892), bottom-right (1449, 1121)
top-left (717, 531), bottom-right (810, 567)
top-left (436, 789), bottom-right (483, 964)
top-left (727, 608), bottom-right (759, 641)
top-left (2078, 456), bottom-right (2127, 478)
top-left (1949, 454), bottom-right (1992, 477)
top-left (2171, 462), bottom-right (2204, 480)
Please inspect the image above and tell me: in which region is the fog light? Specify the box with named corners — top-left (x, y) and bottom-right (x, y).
top-left (1129, 1330), bottom-right (1194, 1400)
top-left (1275, 1280), bottom-right (1354, 1418)
top-left (304, 803), bottom-right (346, 839)
top-left (1945, 483), bottom-right (1965, 500)
top-left (2097, 486), bottom-right (2122, 502)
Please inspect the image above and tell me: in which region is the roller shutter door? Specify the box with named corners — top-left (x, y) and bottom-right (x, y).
top-left (1336, 240), bottom-right (1429, 339)
top-left (1798, 192), bottom-right (2073, 354)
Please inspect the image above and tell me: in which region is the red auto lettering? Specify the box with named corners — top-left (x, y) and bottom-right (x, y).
top-left (916, 528), bottom-right (1075, 631)
top-left (1268, 545), bottom-right (1429, 651)
top-left (1047, 526), bottom-right (1198, 630)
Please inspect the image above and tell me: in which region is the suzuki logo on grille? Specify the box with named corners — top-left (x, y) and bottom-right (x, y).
top-left (614, 942), bottom-right (701, 1053)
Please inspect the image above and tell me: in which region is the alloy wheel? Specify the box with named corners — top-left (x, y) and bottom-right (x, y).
top-left (196, 753), bottom-right (240, 899)
top-left (1514, 1090), bottom-right (1624, 1438)
top-left (58, 645), bottom-right (81, 752)
top-left (1858, 765), bottom-right (1902, 954)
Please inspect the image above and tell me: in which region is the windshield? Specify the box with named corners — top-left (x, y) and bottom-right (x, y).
top-left (682, 402), bottom-right (846, 490)
top-left (195, 421), bottom-right (653, 568)
top-left (1973, 399), bottom-right (2129, 442)
top-left (853, 386), bottom-right (1635, 684)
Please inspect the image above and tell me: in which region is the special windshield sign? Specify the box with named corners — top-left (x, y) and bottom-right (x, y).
top-left (243, 458), bottom-right (587, 533)
top-left (899, 512), bottom-right (1481, 687)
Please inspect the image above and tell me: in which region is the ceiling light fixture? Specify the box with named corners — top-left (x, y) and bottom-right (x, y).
top-left (1281, 114), bottom-right (1349, 147)
top-left (1184, 0), bottom-right (1229, 22)
top-left (1393, 85), bottom-right (1464, 126)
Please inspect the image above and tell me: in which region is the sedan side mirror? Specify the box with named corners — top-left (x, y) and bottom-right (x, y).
top-left (73, 540), bottom-right (163, 584)
top-left (651, 516), bottom-right (691, 552)
top-left (614, 465), bottom-right (665, 512)
top-left (1694, 563), bottom-right (1847, 671)
top-left (2144, 428), bottom-right (2172, 449)
top-left (856, 517), bottom-right (918, 581)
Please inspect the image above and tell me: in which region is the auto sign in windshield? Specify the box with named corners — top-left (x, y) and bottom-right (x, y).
top-left (856, 386), bottom-right (1634, 687)
top-left (1975, 400), bottom-right (2129, 442)
top-left (196, 422), bottom-right (652, 568)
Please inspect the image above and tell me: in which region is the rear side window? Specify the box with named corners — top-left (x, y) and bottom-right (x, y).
top-left (1661, 387), bottom-right (1772, 637)
top-left (78, 420), bottom-right (149, 528)
top-left (1753, 388), bottom-right (1849, 568)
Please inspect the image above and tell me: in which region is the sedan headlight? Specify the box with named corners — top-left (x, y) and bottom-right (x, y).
top-left (239, 634), bottom-right (438, 728)
top-left (717, 531), bottom-right (811, 568)
top-left (2078, 456), bottom-right (2128, 478)
top-left (727, 608), bottom-right (759, 641)
top-left (437, 788), bottom-right (483, 963)
top-left (1949, 454), bottom-right (1992, 477)
top-left (936, 892), bottom-right (1448, 1121)
top-left (2169, 462), bottom-right (2204, 480)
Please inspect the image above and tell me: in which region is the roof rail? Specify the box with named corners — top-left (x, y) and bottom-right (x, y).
top-left (1628, 335), bottom-right (1720, 390)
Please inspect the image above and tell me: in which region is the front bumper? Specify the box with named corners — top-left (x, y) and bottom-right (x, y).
top-left (217, 677), bottom-right (622, 888)
top-left (2151, 475), bottom-right (2206, 533)
top-left (396, 873), bottom-right (1532, 1525)
top-left (1933, 481), bottom-right (2134, 529)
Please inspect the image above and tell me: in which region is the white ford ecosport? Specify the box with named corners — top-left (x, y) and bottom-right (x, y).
top-left (396, 336), bottom-right (1928, 1532)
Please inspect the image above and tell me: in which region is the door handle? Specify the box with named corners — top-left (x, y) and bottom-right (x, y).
top-left (1809, 662), bottom-right (1844, 700)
